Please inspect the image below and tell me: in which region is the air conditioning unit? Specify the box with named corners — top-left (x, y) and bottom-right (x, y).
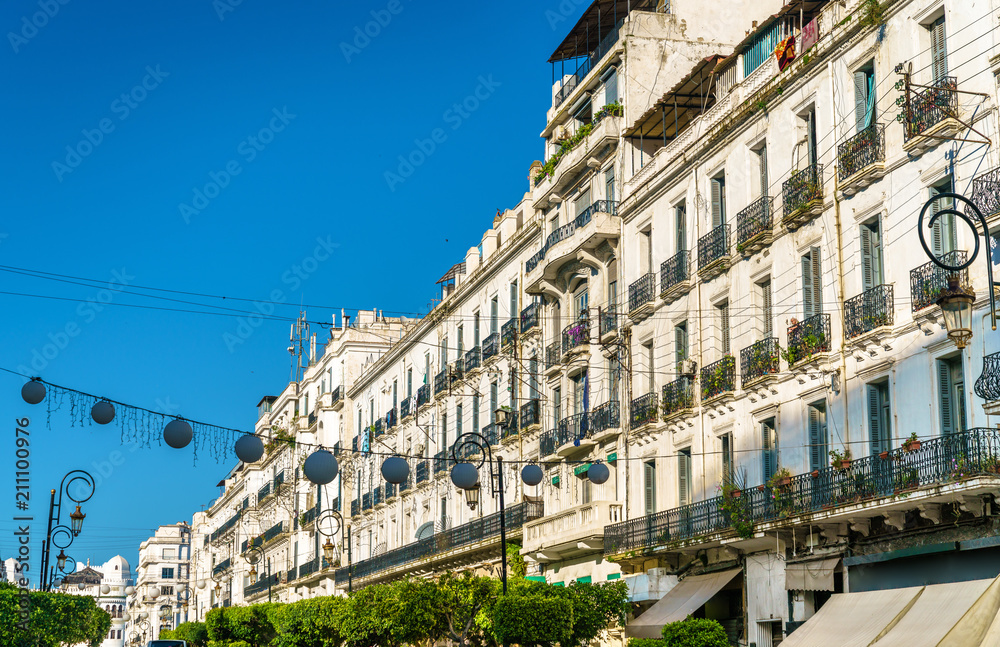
top-left (678, 359), bottom-right (697, 377)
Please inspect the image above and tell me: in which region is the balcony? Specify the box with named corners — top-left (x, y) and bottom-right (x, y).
top-left (838, 124), bottom-right (886, 195)
top-left (401, 396), bottom-right (414, 420)
top-left (385, 481), bottom-right (397, 501)
top-left (786, 313), bottom-right (831, 366)
top-left (417, 383), bottom-right (431, 408)
top-left (551, 21), bottom-right (624, 110)
top-left (501, 318), bottom-right (518, 348)
top-left (628, 272), bottom-right (656, 321)
top-left (257, 482), bottom-right (271, 503)
top-left (735, 196), bottom-right (773, 257)
top-left (969, 167), bottom-right (1000, 218)
top-left (297, 555), bottom-right (319, 580)
top-left (604, 428), bottom-right (1000, 558)
top-left (782, 163), bottom-right (824, 230)
top-left (697, 224), bottom-right (731, 281)
top-left (434, 370), bottom-right (448, 396)
top-left (416, 460), bottom-right (429, 484)
top-left (520, 302), bottom-right (540, 335)
top-left (590, 401), bottom-right (620, 439)
top-left (386, 408), bottom-right (398, 430)
top-left (362, 492), bottom-right (372, 511)
top-left (659, 250), bottom-right (691, 304)
top-left (244, 572), bottom-right (280, 598)
top-left (373, 487), bottom-right (383, 507)
top-left (373, 418), bottom-right (384, 438)
top-left (845, 284), bottom-right (894, 340)
top-left (540, 429), bottom-right (558, 457)
top-left (520, 399), bottom-right (541, 430)
top-left (903, 76), bottom-right (960, 153)
top-left (433, 450), bottom-right (448, 476)
top-left (545, 341), bottom-right (562, 374)
top-left (910, 252), bottom-right (970, 312)
top-left (330, 385), bottom-right (343, 410)
top-left (307, 411), bottom-right (317, 429)
top-left (631, 392), bottom-right (658, 430)
top-left (599, 304), bottom-right (621, 342)
top-left (556, 412), bottom-right (591, 454)
top-left (464, 347), bottom-right (481, 374)
top-left (351, 499), bottom-right (359, 517)
top-left (300, 504), bottom-right (320, 528)
top-left (212, 558), bottom-right (232, 576)
top-left (482, 333), bottom-right (500, 362)
top-left (533, 108), bottom-right (622, 199)
top-left (273, 470), bottom-right (284, 492)
top-left (662, 377), bottom-right (694, 419)
top-left (502, 412), bottom-right (519, 440)
top-left (523, 500), bottom-right (623, 561)
top-left (561, 316), bottom-right (590, 356)
top-left (334, 501), bottom-right (543, 585)
top-left (481, 424), bottom-right (500, 447)
top-left (740, 338), bottom-right (779, 388)
top-left (700, 356), bottom-right (736, 402)
top-left (525, 201), bottom-right (620, 290)
top-left (352, 436), bottom-right (358, 452)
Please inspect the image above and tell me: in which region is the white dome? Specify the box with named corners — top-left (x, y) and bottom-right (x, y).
top-left (102, 555), bottom-right (131, 579)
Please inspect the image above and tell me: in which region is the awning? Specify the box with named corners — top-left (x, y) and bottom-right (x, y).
top-left (626, 568), bottom-right (740, 639)
top-left (780, 586), bottom-right (924, 647)
top-left (784, 557), bottom-right (839, 591)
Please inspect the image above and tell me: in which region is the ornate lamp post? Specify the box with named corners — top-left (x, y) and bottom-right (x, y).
top-left (244, 545), bottom-right (272, 602)
top-left (316, 508), bottom-right (350, 592)
top-left (40, 470), bottom-right (95, 591)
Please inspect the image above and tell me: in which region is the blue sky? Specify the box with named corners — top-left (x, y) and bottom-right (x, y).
top-left (0, 0), bottom-right (578, 583)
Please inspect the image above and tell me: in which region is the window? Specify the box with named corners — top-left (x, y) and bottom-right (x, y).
top-left (755, 144), bottom-right (768, 198)
top-left (440, 497), bottom-right (447, 529)
top-left (440, 413), bottom-right (448, 448)
top-left (529, 356), bottom-right (539, 399)
top-left (854, 61), bottom-right (876, 132)
top-left (802, 107), bottom-right (818, 167)
top-left (160, 585), bottom-right (174, 595)
top-left (407, 369), bottom-right (413, 398)
top-left (602, 67), bottom-right (618, 104)
top-left (678, 449), bottom-right (692, 506)
top-left (644, 341), bottom-right (655, 393)
top-left (509, 281), bottom-right (518, 317)
top-left (424, 353), bottom-right (430, 384)
top-left (761, 418), bottom-right (777, 482)
top-left (605, 167), bottom-right (616, 203)
top-left (161, 567), bottom-right (174, 579)
top-left (867, 381), bottom-right (892, 454)
top-left (930, 178), bottom-right (957, 255)
top-left (490, 297), bottom-right (498, 334)
top-left (473, 312), bottom-right (480, 347)
top-left (609, 353), bottom-right (621, 403)
top-left (718, 301), bottom-right (730, 354)
top-left (644, 460), bottom-right (657, 514)
top-left (553, 387), bottom-right (562, 427)
top-left (640, 226), bottom-right (653, 274)
top-left (440, 335), bottom-right (448, 367)
top-left (490, 382), bottom-right (497, 424)
top-left (392, 379), bottom-right (398, 409)
top-left (675, 322), bottom-right (688, 363)
top-left (720, 434), bottom-right (733, 478)
top-left (675, 202), bottom-right (687, 252)
top-left (456, 403), bottom-right (463, 435)
top-left (574, 284), bottom-right (589, 318)
top-left (582, 474), bottom-right (592, 504)
top-left (808, 401), bottom-right (829, 472)
top-left (938, 356), bottom-right (967, 435)
top-left (572, 372), bottom-right (587, 414)
top-left (861, 217), bottom-right (884, 290)
top-left (759, 279), bottom-right (773, 338)
top-left (457, 325), bottom-right (464, 355)
top-left (801, 247), bottom-right (823, 318)
top-left (711, 173), bottom-right (726, 227)
top-left (929, 15), bottom-right (948, 81)
top-left (472, 395), bottom-right (480, 432)
top-left (161, 548), bottom-right (176, 560)
top-left (574, 187), bottom-right (592, 217)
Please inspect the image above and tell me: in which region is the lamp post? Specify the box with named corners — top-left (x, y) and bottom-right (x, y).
top-left (316, 508), bottom-right (350, 593)
top-left (244, 545), bottom-right (272, 602)
top-left (40, 470), bottom-right (95, 591)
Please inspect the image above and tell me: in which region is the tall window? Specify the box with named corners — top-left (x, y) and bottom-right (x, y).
top-left (720, 433), bottom-right (733, 478)
top-left (575, 187), bottom-right (592, 216)
top-left (572, 371), bottom-right (587, 414)
top-left (675, 202), bottom-right (687, 253)
top-left (602, 67), bottom-right (618, 104)
top-left (440, 335), bottom-right (448, 367)
top-left (678, 449), bottom-right (692, 506)
top-left (644, 460), bottom-right (657, 514)
top-left (644, 341), bottom-right (655, 393)
top-left (407, 368), bottom-right (413, 398)
top-left (640, 227), bottom-right (653, 274)
top-left (755, 145), bottom-right (768, 197)
top-left (490, 297), bottom-right (498, 334)
top-left (473, 312), bottom-right (480, 347)
top-left (808, 401), bottom-right (829, 472)
top-left (490, 382), bottom-right (498, 424)
top-left (761, 418), bottom-right (777, 482)
top-left (938, 356), bottom-right (966, 435)
top-left (867, 381), bottom-right (892, 454)
top-left (803, 107), bottom-right (818, 167)
top-left (472, 395), bottom-right (480, 432)
top-left (605, 167), bottom-right (616, 202)
top-left (718, 301), bottom-right (730, 355)
top-left (711, 173), bottom-right (726, 227)
top-left (854, 61), bottom-right (876, 132)
top-left (574, 284), bottom-right (589, 318)
top-left (609, 353), bottom-right (621, 403)
top-left (529, 356), bottom-right (539, 399)
top-left (424, 353), bottom-right (430, 384)
top-left (509, 280), bottom-right (518, 317)
top-left (861, 218), bottom-right (884, 290)
top-left (440, 413), bottom-right (448, 448)
top-left (675, 322), bottom-right (688, 364)
top-left (553, 387), bottom-right (562, 427)
top-left (930, 178), bottom-right (957, 256)
top-left (456, 403), bottom-right (463, 435)
top-left (802, 247), bottom-right (823, 318)
top-left (759, 278), bottom-right (773, 338)
top-left (457, 325), bottom-right (464, 356)
top-left (929, 15), bottom-right (948, 81)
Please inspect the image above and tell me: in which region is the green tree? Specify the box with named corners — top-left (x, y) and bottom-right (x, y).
top-left (161, 621), bottom-right (209, 647)
top-left (267, 597), bottom-right (346, 647)
top-left (436, 572), bottom-right (501, 647)
top-left (0, 581), bottom-right (111, 647)
top-left (339, 583), bottom-right (397, 647)
top-left (493, 595), bottom-right (572, 647)
top-left (661, 617), bottom-right (729, 647)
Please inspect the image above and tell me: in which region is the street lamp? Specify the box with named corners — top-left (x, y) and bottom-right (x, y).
top-left (938, 274), bottom-right (976, 349)
top-left (56, 550), bottom-right (68, 571)
top-left (316, 508), bottom-right (349, 591)
top-left (40, 470), bottom-right (95, 591)
top-left (244, 546), bottom-right (272, 602)
top-left (69, 505), bottom-right (86, 536)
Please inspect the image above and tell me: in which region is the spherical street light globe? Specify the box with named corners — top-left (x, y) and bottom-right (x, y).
top-left (234, 434), bottom-right (265, 463)
top-left (303, 449), bottom-right (339, 485)
top-left (101, 584), bottom-right (111, 594)
top-left (149, 586), bottom-right (161, 598)
top-left (21, 380), bottom-right (46, 405)
top-left (521, 464), bottom-right (544, 486)
top-left (450, 462), bottom-right (480, 490)
top-left (91, 400), bottom-right (116, 425)
top-left (124, 585), bottom-right (135, 596)
top-left (588, 462), bottom-right (610, 485)
top-left (381, 456), bottom-right (409, 484)
top-left (163, 419), bottom-right (193, 449)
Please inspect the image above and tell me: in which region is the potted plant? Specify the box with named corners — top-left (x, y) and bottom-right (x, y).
top-left (768, 467), bottom-right (793, 489)
top-left (879, 450), bottom-right (889, 460)
top-left (903, 432), bottom-right (921, 452)
top-left (829, 447), bottom-right (852, 470)
top-left (719, 468), bottom-right (754, 539)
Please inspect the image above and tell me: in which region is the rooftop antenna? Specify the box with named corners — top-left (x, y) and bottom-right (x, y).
top-left (289, 311), bottom-right (309, 382)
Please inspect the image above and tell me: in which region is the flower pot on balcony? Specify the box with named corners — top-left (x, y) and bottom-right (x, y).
top-left (757, 485), bottom-right (766, 492)
top-left (879, 451), bottom-right (889, 460)
top-left (775, 476), bottom-right (792, 488)
top-left (903, 440), bottom-right (921, 452)
top-left (811, 470), bottom-right (819, 478)
top-left (835, 459), bottom-right (851, 470)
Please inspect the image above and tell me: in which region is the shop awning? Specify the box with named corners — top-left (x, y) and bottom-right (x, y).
top-left (780, 586), bottom-right (924, 647)
top-left (626, 568), bottom-right (740, 639)
top-left (784, 557), bottom-right (839, 591)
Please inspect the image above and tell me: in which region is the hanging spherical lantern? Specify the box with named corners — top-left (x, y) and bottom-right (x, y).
top-left (101, 583), bottom-right (111, 594)
top-left (124, 585), bottom-right (135, 596)
top-left (163, 419), bottom-right (193, 449)
top-left (303, 449), bottom-right (339, 485)
top-left (91, 400), bottom-right (116, 425)
top-left (450, 462), bottom-right (480, 490)
top-left (521, 464), bottom-right (544, 486)
top-left (148, 586), bottom-right (161, 598)
top-left (234, 435), bottom-right (265, 463)
top-left (588, 462), bottom-right (610, 485)
top-left (381, 456), bottom-right (409, 484)
top-left (21, 380), bottom-right (46, 405)
top-left (196, 580), bottom-right (206, 590)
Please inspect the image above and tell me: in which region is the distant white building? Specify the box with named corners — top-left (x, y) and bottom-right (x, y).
top-left (60, 556), bottom-right (133, 647)
top-left (126, 523), bottom-right (192, 644)
top-left (1, 557), bottom-right (20, 583)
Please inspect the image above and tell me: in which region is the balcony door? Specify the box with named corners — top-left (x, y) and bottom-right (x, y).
top-left (575, 188), bottom-right (591, 219)
top-left (574, 284), bottom-right (589, 319)
top-left (861, 218), bottom-right (884, 290)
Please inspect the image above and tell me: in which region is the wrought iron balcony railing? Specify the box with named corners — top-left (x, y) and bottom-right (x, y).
top-left (600, 305), bottom-right (620, 337)
top-left (373, 418), bottom-right (384, 437)
top-left (351, 499), bottom-right (359, 517)
top-left (417, 383), bottom-right (430, 408)
top-left (386, 408), bottom-right (398, 429)
top-left (385, 481), bottom-right (396, 500)
top-left (464, 347), bottom-right (481, 373)
top-left (362, 492), bottom-right (372, 511)
top-left (701, 355), bottom-right (736, 400)
top-left (697, 224), bottom-right (730, 269)
top-left (433, 450), bottom-right (448, 475)
top-left (562, 317), bottom-right (590, 354)
top-left (520, 399), bottom-right (541, 428)
top-left (520, 302), bottom-right (540, 333)
top-left (845, 284), bottom-right (894, 339)
top-left (545, 341), bottom-right (561, 369)
top-left (740, 338), bottom-right (779, 387)
top-left (334, 501), bottom-right (543, 584)
top-left (480, 424), bottom-right (499, 446)
top-left (273, 470), bottom-right (285, 491)
top-left (298, 505), bottom-right (317, 527)
top-left (416, 459), bottom-right (429, 483)
top-left (976, 352), bottom-right (1000, 403)
top-left (434, 370), bottom-right (448, 395)
top-left (540, 429), bottom-right (558, 457)
top-left (297, 555), bottom-right (319, 580)
top-left (838, 123), bottom-right (885, 181)
top-left (502, 412), bottom-right (519, 439)
top-left (352, 436), bottom-right (358, 452)
top-left (591, 401), bottom-right (620, 434)
top-left (331, 497), bottom-right (340, 512)
top-left (969, 167), bottom-right (1000, 218)
top-left (331, 385), bottom-right (342, 408)
top-left (501, 318), bottom-right (518, 348)
top-left (662, 377), bottom-right (694, 417)
top-left (257, 482), bottom-right (271, 502)
top-left (526, 201), bottom-right (620, 271)
top-left (212, 558), bottom-right (232, 576)
top-left (558, 412), bottom-right (590, 443)
top-left (910, 251), bottom-right (969, 312)
top-left (373, 487), bottom-right (383, 506)
top-left (903, 76), bottom-right (957, 142)
top-left (482, 333), bottom-right (500, 361)
top-left (604, 427), bottom-right (1000, 555)
top-left (401, 469), bottom-right (412, 493)
top-left (782, 163), bottom-right (823, 219)
top-left (786, 313), bottom-right (831, 365)
top-left (736, 196), bottom-right (772, 250)
top-left (244, 572), bottom-right (280, 597)
top-left (401, 396), bottom-right (414, 419)
top-left (660, 250), bottom-right (690, 293)
top-left (628, 272), bottom-right (656, 313)
top-left (631, 392), bottom-right (658, 428)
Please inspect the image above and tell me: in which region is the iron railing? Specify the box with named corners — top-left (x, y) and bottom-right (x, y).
top-left (501, 318), bottom-right (518, 347)
top-left (362, 492), bottom-right (372, 511)
top-left (520, 399), bottom-right (541, 428)
top-left (629, 273), bottom-right (656, 313)
top-left (605, 428), bottom-right (1000, 554)
top-left (559, 412), bottom-right (590, 443)
top-left (662, 377), bottom-right (694, 417)
top-left (273, 470), bottom-right (284, 491)
top-left (631, 392), bottom-right (658, 428)
top-left (976, 352), bottom-right (1000, 402)
top-left (482, 333), bottom-right (500, 361)
top-left (502, 412), bottom-right (519, 439)
top-left (385, 481), bottom-right (396, 500)
top-left (910, 251), bottom-right (969, 312)
top-left (433, 450), bottom-right (448, 475)
top-left (434, 370), bottom-right (448, 395)
top-left (400, 469), bottom-right (412, 493)
top-left (697, 224), bottom-right (730, 269)
top-left (562, 317), bottom-right (590, 353)
top-left (600, 305), bottom-right (621, 337)
top-left (301, 505), bottom-right (320, 527)
top-left (701, 356), bottom-right (736, 400)
top-left (417, 383), bottom-right (431, 408)
top-left (904, 76), bottom-right (957, 142)
top-left (331, 497), bottom-right (340, 512)
top-left (212, 558), bottom-right (232, 576)
top-left (553, 22), bottom-right (625, 108)
top-left (845, 284), bottom-right (894, 339)
top-left (334, 501), bottom-right (544, 584)
top-left (244, 572), bottom-right (280, 598)
top-left (736, 196), bottom-right (772, 250)
top-left (308, 411), bottom-right (317, 428)
top-left (969, 167), bottom-right (1000, 218)
top-left (521, 302), bottom-right (540, 333)
top-left (740, 338), bottom-right (779, 387)
top-left (838, 124), bottom-right (885, 181)
top-left (351, 499), bottom-right (359, 517)
top-left (660, 250), bottom-right (689, 293)
top-left (782, 163), bottom-right (823, 219)
top-left (401, 396), bottom-right (414, 419)
top-left (298, 555), bottom-right (319, 580)
top-left (540, 429), bottom-right (558, 457)
top-left (591, 401), bottom-right (620, 433)
top-left (786, 313), bottom-right (831, 365)
top-left (481, 424), bottom-right (500, 447)
top-left (331, 385), bottom-right (342, 408)
top-left (257, 482), bottom-right (271, 502)
top-left (373, 487), bottom-right (383, 506)
top-left (464, 347), bottom-right (481, 373)
top-left (373, 418), bottom-right (384, 437)
top-left (526, 201), bottom-right (620, 271)
top-left (546, 341), bottom-right (562, 369)
top-left (416, 460), bottom-right (429, 483)
top-left (386, 408), bottom-right (398, 429)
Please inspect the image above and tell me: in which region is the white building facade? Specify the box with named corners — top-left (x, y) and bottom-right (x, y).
top-left (125, 522), bottom-right (191, 644)
top-left (59, 556), bottom-right (133, 647)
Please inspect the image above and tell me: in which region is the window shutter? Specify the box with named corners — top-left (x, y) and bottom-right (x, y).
top-left (676, 204), bottom-right (687, 252)
top-left (678, 454), bottom-right (689, 506)
top-left (854, 71), bottom-right (869, 133)
top-left (811, 247), bottom-right (823, 314)
top-left (808, 406), bottom-right (822, 471)
top-left (759, 147), bottom-right (769, 197)
top-left (861, 225), bottom-right (874, 291)
top-left (867, 384), bottom-right (883, 454)
top-left (761, 422), bottom-right (775, 482)
top-left (644, 462), bottom-right (656, 514)
top-left (938, 360), bottom-right (954, 436)
top-left (762, 281), bottom-right (773, 337)
top-left (720, 303), bottom-right (731, 354)
top-left (802, 255), bottom-right (814, 319)
top-left (711, 178), bottom-right (723, 228)
top-left (931, 18), bottom-right (948, 82)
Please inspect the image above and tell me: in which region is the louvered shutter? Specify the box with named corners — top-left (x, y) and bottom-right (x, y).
top-left (678, 453), bottom-right (689, 506)
top-left (675, 325), bottom-right (686, 362)
top-left (711, 178), bottom-right (723, 228)
top-left (762, 280), bottom-right (773, 337)
top-left (808, 406), bottom-right (823, 471)
top-left (802, 255), bottom-right (814, 319)
top-left (761, 422), bottom-right (775, 482)
top-left (938, 360), bottom-right (954, 436)
top-left (868, 384), bottom-right (883, 454)
top-left (759, 147), bottom-right (769, 198)
top-left (676, 205), bottom-right (687, 252)
top-left (644, 462), bottom-right (656, 514)
top-left (720, 303), bottom-right (731, 354)
top-left (854, 71), bottom-right (869, 133)
top-left (931, 17), bottom-right (948, 82)
top-left (861, 225), bottom-right (874, 291)
top-left (811, 247), bottom-right (823, 314)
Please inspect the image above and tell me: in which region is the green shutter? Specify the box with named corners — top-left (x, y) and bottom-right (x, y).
top-left (938, 360), bottom-right (954, 436)
top-left (808, 406), bottom-right (823, 471)
top-left (931, 17), bottom-right (948, 81)
top-left (811, 247), bottom-right (823, 315)
top-left (854, 71), bottom-right (869, 133)
top-left (762, 280), bottom-right (773, 338)
top-left (861, 225), bottom-right (874, 291)
top-left (868, 384), bottom-right (883, 454)
top-left (678, 452), bottom-right (689, 506)
top-left (761, 422), bottom-right (775, 481)
top-left (720, 303), bottom-right (730, 354)
top-left (644, 461), bottom-right (656, 515)
top-left (552, 581), bottom-right (565, 587)
top-left (802, 255), bottom-right (814, 319)
top-left (759, 146), bottom-right (768, 197)
top-left (711, 178), bottom-right (723, 227)
top-left (676, 204), bottom-right (687, 252)
top-left (551, 475), bottom-right (561, 486)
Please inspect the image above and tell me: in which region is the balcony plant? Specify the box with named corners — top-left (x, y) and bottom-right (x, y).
top-left (902, 432), bottom-right (921, 452)
top-left (702, 355), bottom-right (736, 398)
top-left (265, 425), bottom-right (295, 455)
top-left (594, 101), bottom-right (624, 120)
top-left (780, 331), bottom-right (827, 365)
top-left (767, 467), bottom-right (792, 489)
top-left (829, 447), bottom-right (852, 470)
top-left (720, 468), bottom-right (754, 539)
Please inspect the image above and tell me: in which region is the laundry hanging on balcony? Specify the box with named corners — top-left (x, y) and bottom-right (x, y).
top-left (774, 35), bottom-right (796, 71)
